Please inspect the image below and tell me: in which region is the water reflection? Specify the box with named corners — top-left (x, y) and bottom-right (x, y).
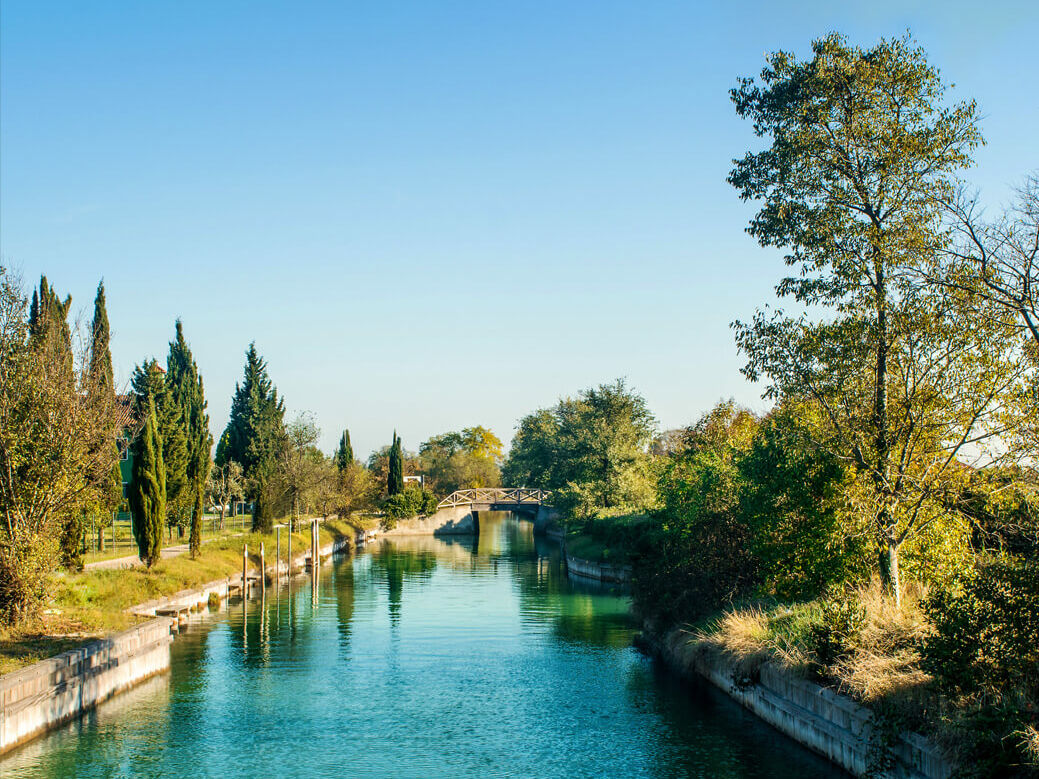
top-left (3, 512), bottom-right (847, 779)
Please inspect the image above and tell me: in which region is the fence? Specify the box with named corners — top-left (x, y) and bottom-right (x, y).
top-left (81, 511), bottom-right (254, 557)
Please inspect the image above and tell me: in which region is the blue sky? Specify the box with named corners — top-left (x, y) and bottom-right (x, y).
top-left (2, 1), bottom-right (1037, 457)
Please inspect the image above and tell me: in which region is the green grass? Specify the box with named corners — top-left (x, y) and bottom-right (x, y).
top-left (565, 534), bottom-right (612, 562)
top-left (0, 517), bottom-right (355, 676)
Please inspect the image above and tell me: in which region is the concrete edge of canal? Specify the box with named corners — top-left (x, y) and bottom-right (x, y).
top-left (0, 532), bottom-right (355, 756)
top-left (640, 628), bottom-right (954, 779)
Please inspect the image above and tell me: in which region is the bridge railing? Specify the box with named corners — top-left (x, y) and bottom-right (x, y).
top-left (436, 488), bottom-right (552, 510)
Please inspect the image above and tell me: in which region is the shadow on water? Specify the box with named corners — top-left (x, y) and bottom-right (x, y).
top-left (2, 512), bottom-right (849, 778)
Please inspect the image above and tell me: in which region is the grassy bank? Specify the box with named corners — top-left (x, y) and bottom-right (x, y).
top-left (0, 517), bottom-right (356, 676)
top-left (564, 513), bottom-right (648, 564)
top-left (676, 580), bottom-right (1039, 774)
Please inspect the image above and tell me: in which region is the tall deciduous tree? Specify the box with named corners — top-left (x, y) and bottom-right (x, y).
top-left (502, 379), bottom-right (656, 516)
top-left (728, 34), bottom-right (1021, 604)
top-left (388, 432), bottom-right (404, 496)
top-left (130, 397), bottom-right (166, 567)
top-left (419, 426), bottom-right (503, 494)
top-left (166, 321), bottom-right (212, 557)
top-left (281, 412), bottom-right (321, 530)
top-left (28, 276), bottom-right (86, 569)
top-left (218, 343), bottom-right (286, 531)
top-left (0, 268), bottom-right (121, 621)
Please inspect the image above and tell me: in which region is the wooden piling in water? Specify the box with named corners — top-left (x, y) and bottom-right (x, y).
top-left (260, 542), bottom-right (266, 596)
top-left (243, 543), bottom-right (248, 597)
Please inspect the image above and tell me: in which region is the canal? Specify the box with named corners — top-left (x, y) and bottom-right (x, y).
top-left (4, 514), bottom-right (846, 777)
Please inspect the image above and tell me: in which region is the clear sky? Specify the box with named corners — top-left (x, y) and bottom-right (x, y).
top-left (2, 1), bottom-right (1037, 457)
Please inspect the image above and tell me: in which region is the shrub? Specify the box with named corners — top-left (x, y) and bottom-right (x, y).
top-left (811, 597), bottom-right (867, 664)
top-left (922, 560), bottom-right (1039, 697)
top-left (922, 560), bottom-right (1039, 775)
top-left (383, 486), bottom-right (438, 522)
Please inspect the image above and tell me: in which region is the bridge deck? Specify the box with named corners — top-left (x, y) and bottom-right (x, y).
top-left (436, 488), bottom-right (551, 510)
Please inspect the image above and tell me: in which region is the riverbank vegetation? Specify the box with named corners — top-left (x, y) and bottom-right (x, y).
top-left (0, 263), bottom-right (501, 669)
top-left (502, 34), bottom-right (1039, 776)
top-left (0, 517), bottom-right (355, 675)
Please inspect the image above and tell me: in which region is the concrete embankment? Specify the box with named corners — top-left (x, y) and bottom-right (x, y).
top-left (381, 504), bottom-right (560, 537)
top-left (643, 628), bottom-right (952, 779)
top-left (378, 505), bottom-right (477, 536)
top-left (0, 529), bottom-right (353, 754)
top-left (564, 551), bottom-right (632, 583)
top-left (0, 617), bottom-right (174, 754)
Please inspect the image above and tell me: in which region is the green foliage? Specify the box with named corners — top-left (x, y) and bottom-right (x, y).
top-left (131, 359), bottom-right (189, 529)
top-left (388, 432), bottom-right (404, 496)
top-left (130, 398), bottom-right (166, 567)
top-left (88, 281), bottom-right (113, 396)
top-left (918, 561), bottom-right (1039, 774)
top-left (729, 33), bottom-right (1019, 605)
top-left (334, 430), bottom-right (354, 473)
top-left (165, 320), bottom-right (212, 558)
top-left (252, 486), bottom-right (274, 533)
top-left (923, 561), bottom-right (1039, 697)
top-left (218, 343), bottom-right (286, 492)
top-left (636, 402), bottom-right (759, 624)
top-left (383, 485), bottom-right (438, 522)
top-left (0, 268), bottom-right (122, 621)
top-left (634, 400), bottom-right (869, 624)
top-left (502, 379), bottom-right (656, 517)
top-left (811, 598), bottom-right (867, 664)
top-left (740, 404), bottom-right (871, 600)
top-left (419, 426), bottom-right (503, 495)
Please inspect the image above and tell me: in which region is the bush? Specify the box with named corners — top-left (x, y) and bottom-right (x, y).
top-left (811, 597), bottom-right (867, 664)
top-left (383, 486), bottom-right (439, 522)
top-left (922, 560), bottom-right (1039, 775)
top-left (922, 560), bottom-right (1039, 697)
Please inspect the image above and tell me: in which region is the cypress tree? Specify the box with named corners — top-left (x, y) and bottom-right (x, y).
top-left (131, 359), bottom-right (188, 535)
top-left (335, 430), bottom-right (354, 473)
top-left (166, 321), bottom-right (212, 558)
top-left (388, 432), bottom-right (404, 496)
top-left (88, 281), bottom-right (122, 552)
top-left (130, 397), bottom-right (166, 567)
top-left (89, 281), bottom-right (113, 394)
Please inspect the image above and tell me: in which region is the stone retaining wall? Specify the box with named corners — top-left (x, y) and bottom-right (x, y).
top-left (651, 628), bottom-right (953, 779)
top-left (0, 617), bottom-right (175, 754)
top-left (378, 506), bottom-right (476, 536)
top-left (1, 530), bottom-right (354, 755)
top-left (564, 552), bottom-right (632, 583)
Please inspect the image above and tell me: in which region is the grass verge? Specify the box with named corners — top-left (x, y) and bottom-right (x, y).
top-left (0, 517), bottom-right (354, 676)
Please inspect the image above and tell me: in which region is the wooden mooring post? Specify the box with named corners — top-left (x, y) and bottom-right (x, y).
top-left (242, 543), bottom-right (248, 597)
top-left (276, 526), bottom-right (281, 587)
top-left (260, 542), bottom-right (266, 597)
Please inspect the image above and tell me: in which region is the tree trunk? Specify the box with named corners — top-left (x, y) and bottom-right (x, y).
top-left (888, 538), bottom-right (902, 609)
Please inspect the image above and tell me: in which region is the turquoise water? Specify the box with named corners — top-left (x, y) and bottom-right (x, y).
top-left (4, 514), bottom-right (846, 778)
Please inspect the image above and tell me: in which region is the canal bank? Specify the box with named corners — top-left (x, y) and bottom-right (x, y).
top-left (639, 626), bottom-right (953, 779)
top-left (0, 528), bottom-right (353, 755)
top-left (3, 514), bottom-right (849, 778)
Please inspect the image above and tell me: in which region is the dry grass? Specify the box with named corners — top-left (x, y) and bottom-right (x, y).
top-left (692, 578), bottom-right (936, 720)
top-left (830, 580), bottom-right (932, 707)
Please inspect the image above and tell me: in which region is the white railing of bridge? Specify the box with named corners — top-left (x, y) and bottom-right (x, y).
top-left (436, 488), bottom-right (551, 510)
